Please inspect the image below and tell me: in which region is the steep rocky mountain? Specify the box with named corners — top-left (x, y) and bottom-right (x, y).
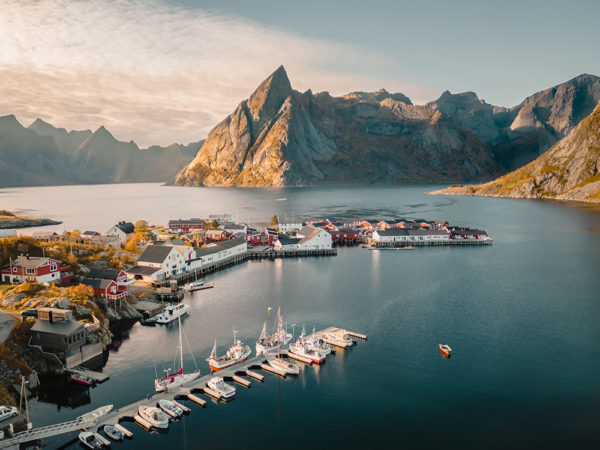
top-left (0, 116), bottom-right (200, 187)
top-left (176, 68), bottom-right (600, 187)
top-left (0, 115), bottom-right (73, 187)
top-left (175, 66), bottom-right (502, 187)
top-left (431, 101), bottom-right (600, 203)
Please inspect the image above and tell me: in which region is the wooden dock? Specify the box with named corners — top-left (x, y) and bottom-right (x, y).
top-left (365, 238), bottom-right (492, 248)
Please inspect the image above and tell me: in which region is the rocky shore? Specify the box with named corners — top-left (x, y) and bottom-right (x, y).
top-left (0, 217), bottom-right (62, 229)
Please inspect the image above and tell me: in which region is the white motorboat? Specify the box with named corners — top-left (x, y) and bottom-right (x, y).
top-left (138, 405), bottom-right (169, 429)
top-left (207, 329), bottom-right (251, 372)
top-left (103, 424), bottom-right (126, 441)
top-left (78, 431), bottom-right (103, 449)
top-left (324, 329), bottom-right (355, 348)
top-left (183, 281), bottom-right (214, 292)
top-left (155, 303), bottom-right (191, 324)
top-left (155, 313), bottom-right (201, 392)
top-left (256, 307), bottom-right (293, 355)
top-left (207, 376), bottom-right (236, 399)
top-left (267, 356), bottom-right (300, 375)
top-left (158, 399), bottom-right (183, 418)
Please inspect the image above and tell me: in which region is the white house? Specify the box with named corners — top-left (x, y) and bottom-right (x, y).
top-left (106, 221), bottom-right (135, 244)
top-left (189, 239), bottom-right (247, 270)
top-left (126, 245), bottom-right (187, 282)
top-left (372, 229), bottom-right (450, 243)
top-left (296, 225), bottom-right (332, 250)
top-left (278, 222), bottom-right (304, 234)
top-left (274, 235), bottom-right (301, 251)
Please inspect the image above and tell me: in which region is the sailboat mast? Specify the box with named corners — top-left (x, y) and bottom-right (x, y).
top-left (277, 307), bottom-right (281, 358)
top-left (178, 313), bottom-right (184, 371)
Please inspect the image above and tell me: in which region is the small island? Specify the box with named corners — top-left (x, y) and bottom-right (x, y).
top-left (0, 210), bottom-right (61, 229)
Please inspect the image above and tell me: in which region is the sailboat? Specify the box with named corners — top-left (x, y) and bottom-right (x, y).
top-left (266, 308), bottom-right (299, 375)
top-left (256, 307), bottom-right (293, 355)
top-left (207, 329), bottom-right (251, 372)
top-left (155, 314), bottom-right (201, 392)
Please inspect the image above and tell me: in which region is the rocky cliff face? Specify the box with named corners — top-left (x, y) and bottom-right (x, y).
top-left (431, 101), bottom-right (600, 203)
top-left (0, 116), bottom-right (200, 187)
top-left (176, 68), bottom-right (600, 187)
top-left (175, 66), bottom-right (502, 186)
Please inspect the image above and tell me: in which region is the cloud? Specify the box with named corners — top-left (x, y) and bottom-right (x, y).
top-left (0, 0), bottom-right (433, 146)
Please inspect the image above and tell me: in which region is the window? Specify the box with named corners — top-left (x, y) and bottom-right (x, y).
top-left (12, 267), bottom-right (17, 272)
top-left (50, 264), bottom-right (57, 271)
top-left (26, 268), bottom-right (35, 275)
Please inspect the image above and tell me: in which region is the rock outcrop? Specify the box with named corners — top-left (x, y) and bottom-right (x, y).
top-left (176, 68), bottom-right (600, 187)
top-left (431, 100), bottom-right (600, 203)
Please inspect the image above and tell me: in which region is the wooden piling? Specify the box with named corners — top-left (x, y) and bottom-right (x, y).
top-left (232, 375), bottom-right (251, 388)
top-left (244, 370), bottom-right (264, 382)
top-left (187, 394), bottom-right (206, 407)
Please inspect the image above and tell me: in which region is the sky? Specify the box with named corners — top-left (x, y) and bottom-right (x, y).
top-left (1, 0), bottom-right (598, 147)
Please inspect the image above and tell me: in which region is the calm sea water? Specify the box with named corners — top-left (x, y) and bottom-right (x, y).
top-left (1, 184), bottom-right (600, 449)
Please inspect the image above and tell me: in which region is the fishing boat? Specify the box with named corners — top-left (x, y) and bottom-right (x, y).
top-left (289, 327), bottom-right (326, 364)
top-left (155, 314), bottom-right (201, 392)
top-left (305, 327), bottom-right (333, 355)
top-left (265, 308), bottom-right (300, 375)
top-left (256, 307), bottom-right (293, 355)
top-left (206, 376), bottom-right (236, 399)
top-left (439, 343), bottom-right (452, 359)
top-left (183, 281), bottom-right (214, 292)
top-left (138, 405), bottom-right (169, 429)
top-left (70, 373), bottom-right (95, 386)
top-left (78, 431), bottom-right (103, 449)
top-left (155, 303), bottom-right (191, 324)
top-left (323, 329), bottom-right (354, 348)
top-left (158, 399), bottom-right (183, 418)
top-left (207, 329), bottom-right (251, 372)
top-left (103, 424), bottom-right (126, 441)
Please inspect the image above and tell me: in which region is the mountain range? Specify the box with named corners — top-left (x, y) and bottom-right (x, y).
top-left (431, 100), bottom-right (600, 203)
top-left (0, 116), bottom-right (201, 187)
top-left (175, 67), bottom-right (600, 187)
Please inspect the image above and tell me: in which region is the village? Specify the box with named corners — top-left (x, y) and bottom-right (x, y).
top-left (0, 213), bottom-right (491, 441)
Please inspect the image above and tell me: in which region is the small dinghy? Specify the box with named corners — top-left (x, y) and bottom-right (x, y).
top-left (439, 343), bottom-right (452, 359)
top-left (103, 424), bottom-right (125, 441)
top-left (79, 431), bottom-right (103, 449)
top-left (158, 399), bottom-right (183, 419)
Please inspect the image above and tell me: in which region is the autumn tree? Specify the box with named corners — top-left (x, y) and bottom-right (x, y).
top-left (124, 238), bottom-right (138, 253)
top-left (270, 215), bottom-right (279, 227)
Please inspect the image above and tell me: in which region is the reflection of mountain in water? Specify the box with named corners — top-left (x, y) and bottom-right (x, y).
top-left (108, 319), bottom-right (138, 352)
top-left (36, 375), bottom-right (91, 410)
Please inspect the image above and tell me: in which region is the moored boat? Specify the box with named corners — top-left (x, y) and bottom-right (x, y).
top-left (138, 405), bottom-right (169, 429)
top-left (155, 314), bottom-right (201, 392)
top-left (103, 424), bottom-right (126, 441)
top-left (256, 307), bottom-right (293, 355)
top-left (206, 376), bottom-right (236, 399)
top-left (439, 343), bottom-right (452, 358)
top-left (289, 327), bottom-right (326, 364)
top-left (155, 303), bottom-right (191, 324)
top-left (267, 356), bottom-right (300, 375)
top-left (79, 431), bottom-right (103, 449)
top-left (158, 399), bottom-right (183, 418)
top-left (323, 329), bottom-right (354, 348)
top-left (306, 327), bottom-right (333, 355)
top-left (70, 374), bottom-right (95, 386)
top-left (183, 281), bottom-right (214, 292)
top-left (207, 329), bottom-right (251, 372)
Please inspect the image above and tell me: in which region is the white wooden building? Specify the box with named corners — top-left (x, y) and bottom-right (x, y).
top-left (296, 225), bottom-right (332, 250)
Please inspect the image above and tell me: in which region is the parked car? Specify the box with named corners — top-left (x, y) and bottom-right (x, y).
top-left (0, 406), bottom-right (18, 421)
top-left (21, 309), bottom-right (38, 318)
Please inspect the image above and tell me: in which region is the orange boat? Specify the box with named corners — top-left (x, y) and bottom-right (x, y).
top-left (439, 343), bottom-right (452, 359)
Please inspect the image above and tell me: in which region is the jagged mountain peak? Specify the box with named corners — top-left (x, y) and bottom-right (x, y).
top-left (247, 65), bottom-right (293, 125)
top-left (0, 114), bottom-right (22, 128)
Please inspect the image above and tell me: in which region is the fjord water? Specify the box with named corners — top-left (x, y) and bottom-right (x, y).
top-left (1, 184), bottom-right (599, 449)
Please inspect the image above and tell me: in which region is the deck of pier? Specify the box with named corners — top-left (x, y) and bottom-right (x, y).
top-left (94, 326), bottom-right (365, 430)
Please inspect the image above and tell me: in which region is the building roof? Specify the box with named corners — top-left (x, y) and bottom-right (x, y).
top-left (217, 238), bottom-right (247, 249)
top-left (165, 238), bottom-right (187, 246)
top-left (168, 218), bottom-right (204, 226)
top-left (407, 229), bottom-right (450, 236)
top-left (9, 255), bottom-right (54, 269)
top-left (82, 231), bottom-right (98, 236)
top-left (298, 225), bottom-right (327, 245)
top-left (138, 245), bottom-right (174, 263)
top-left (277, 236), bottom-right (301, 245)
top-left (81, 278), bottom-right (114, 290)
top-left (194, 239), bottom-right (247, 258)
top-left (112, 221), bottom-right (134, 234)
top-left (32, 318), bottom-right (84, 336)
top-left (87, 269), bottom-right (123, 280)
top-left (376, 229), bottom-right (409, 236)
top-left (451, 228), bottom-right (488, 236)
top-left (126, 265), bottom-right (161, 275)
